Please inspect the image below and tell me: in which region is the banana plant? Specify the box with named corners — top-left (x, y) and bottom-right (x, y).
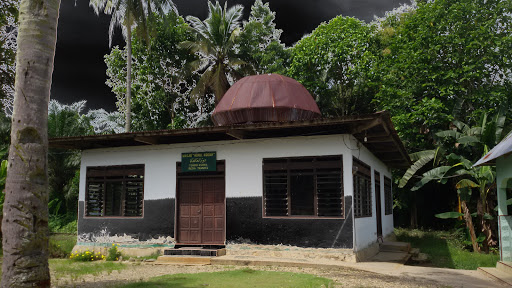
top-left (400, 111), bottom-right (505, 252)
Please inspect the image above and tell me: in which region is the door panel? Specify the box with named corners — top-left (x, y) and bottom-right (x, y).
top-left (202, 178), bottom-right (225, 244)
top-left (177, 177), bottom-right (225, 245)
top-left (178, 179), bottom-right (202, 244)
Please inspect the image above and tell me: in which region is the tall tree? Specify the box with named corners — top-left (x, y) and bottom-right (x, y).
top-left (48, 100), bottom-right (94, 218)
top-left (287, 16), bottom-right (380, 117)
top-left (105, 10), bottom-right (203, 130)
top-left (1, 0), bottom-right (61, 286)
top-left (236, 0), bottom-right (288, 75)
top-left (373, 0), bottom-right (512, 150)
top-left (89, 0), bottom-right (175, 132)
top-left (182, 1), bottom-right (246, 103)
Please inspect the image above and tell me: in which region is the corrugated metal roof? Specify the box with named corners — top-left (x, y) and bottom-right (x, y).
top-left (474, 132), bottom-right (512, 166)
top-left (211, 74), bottom-right (321, 125)
top-left (49, 111), bottom-right (412, 168)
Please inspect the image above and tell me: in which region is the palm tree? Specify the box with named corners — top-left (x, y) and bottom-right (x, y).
top-left (1, 0), bottom-right (60, 286)
top-left (48, 100), bottom-right (94, 219)
top-left (182, 1), bottom-right (249, 103)
top-left (89, 0), bottom-right (175, 132)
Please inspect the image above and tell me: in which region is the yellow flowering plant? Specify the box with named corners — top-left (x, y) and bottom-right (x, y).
top-left (106, 243), bottom-right (122, 261)
top-left (69, 249), bottom-right (105, 261)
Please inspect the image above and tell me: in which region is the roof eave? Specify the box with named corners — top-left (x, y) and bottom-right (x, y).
top-left (49, 111), bottom-right (411, 169)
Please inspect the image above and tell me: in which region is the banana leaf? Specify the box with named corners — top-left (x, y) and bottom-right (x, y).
top-left (435, 212), bottom-right (464, 219)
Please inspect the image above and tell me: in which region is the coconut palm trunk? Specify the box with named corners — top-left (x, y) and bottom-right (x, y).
top-left (126, 24), bottom-right (132, 132)
top-left (1, 0), bottom-right (60, 286)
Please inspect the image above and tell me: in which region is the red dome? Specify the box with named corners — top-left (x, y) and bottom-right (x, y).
top-left (211, 74), bottom-right (321, 126)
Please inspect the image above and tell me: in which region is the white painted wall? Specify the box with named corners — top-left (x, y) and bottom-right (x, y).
top-left (79, 134), bottom-right (393, 249)
top-left (351, 140), bottom-right (393, 251)
top-left (80, 135), bottom-right (363, 201)
top-left (497, 156), bottom-right (512, 216)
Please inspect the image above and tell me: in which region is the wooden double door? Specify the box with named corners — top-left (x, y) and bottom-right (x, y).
top-left (176, 177), bottom-right (225, 245)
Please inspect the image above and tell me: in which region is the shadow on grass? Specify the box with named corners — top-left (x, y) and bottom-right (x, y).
top-left (118, 269), bottom-right (332, 288)
top-left (396, 228), bottom-right (499, 270)
top-left (396, 228), bottom-right (455, 268)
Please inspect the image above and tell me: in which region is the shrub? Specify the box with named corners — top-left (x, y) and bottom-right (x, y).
top-left (107, 243), bottom-right (122, 261)
top-left (70, 249), bottom-right (105, 261)
top-left (49, 234), bottom-right (77, 258)
top-left (49, 214), bottom-right (77, 233)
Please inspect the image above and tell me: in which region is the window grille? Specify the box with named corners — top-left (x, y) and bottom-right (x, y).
top-left (353, 158), bottom-right (372, 218)
top-left (85, 164), bottom-right (144, 217)
top-left (263, 156), bottom-right (344, 218)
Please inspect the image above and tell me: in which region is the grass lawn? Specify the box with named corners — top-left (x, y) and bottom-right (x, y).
top-left (395, 228), bottom-right (500, 270)
top-left (118, 268), bottom-right (332, 288)
top-left (50, 259), bottom-right (126, 281)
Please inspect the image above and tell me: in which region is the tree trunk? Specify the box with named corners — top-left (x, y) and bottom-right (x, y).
top-left (478, 199), bottom-right (495, 253)
top-left (410, 192), bottom-right (418, 229)
top-left (125, 25), bottom-right (132, 132)
top-left (461, 200), bottom-right (480, 253)
top-left (1, 0), bottom-right (60, 286)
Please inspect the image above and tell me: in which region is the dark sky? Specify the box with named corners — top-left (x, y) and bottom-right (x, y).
top-left (51, 0), bottom-right (403, 111)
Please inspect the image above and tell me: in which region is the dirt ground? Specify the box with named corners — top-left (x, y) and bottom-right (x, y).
top-left (52, 262), bottom-right (440, 288)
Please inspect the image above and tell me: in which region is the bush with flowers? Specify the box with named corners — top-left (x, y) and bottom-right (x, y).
top-left (106, 243), bottom-right (122, 261)
top-left (69, 249), bottom-right (105, 261)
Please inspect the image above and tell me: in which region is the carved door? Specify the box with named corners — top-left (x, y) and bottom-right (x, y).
top-left (177, 177), bottom-right (225, 245)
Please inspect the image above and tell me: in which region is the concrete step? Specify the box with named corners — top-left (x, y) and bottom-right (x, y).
top-left (163, 248), bottom-right (226, 257)
top-left (498, 261), bottom-right (512, 274)
top-left (411, 253), bottom-right (429, 263)
top-left (155, 255), bottom-right (211, 265)
top-left (369, 251), bottom-right (410, 264)
top-left (379, 241), bottom-right (411, 253)
top-left (410, 248), bottom-right (420, 257)
top-left (478, 267), bottom-right (512, 287)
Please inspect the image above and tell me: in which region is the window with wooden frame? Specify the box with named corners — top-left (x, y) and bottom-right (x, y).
top-left (263, 155), bottom-right (344, 218)
top-left (384, 176), bottom-right (393, 215)
top-left (85, 164), bottom-right (144, 217)
top-left (353, 158), bottom-right (372, 218)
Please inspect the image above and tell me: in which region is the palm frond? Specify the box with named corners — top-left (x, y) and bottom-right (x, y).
top-left (411, 166), bottom-right (452, 191)
top-left (436, 129), bottom-right (461, 139)
top-left (399, 151), bottom-right (434, 188)
top-left (409, 149), bottom-right (435, 162)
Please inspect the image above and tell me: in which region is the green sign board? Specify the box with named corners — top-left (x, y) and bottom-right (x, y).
top-left (182, 152), bottom-right (217, 172)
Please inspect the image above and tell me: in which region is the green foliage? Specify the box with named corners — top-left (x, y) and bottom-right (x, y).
top-left (105, 11), bottom-right (208, 130)
top-left (182, 1), bottom-right (247, 102)
top-left (374, 0), bottom-right (512, 149)
top-left (107, 243), bottom-right (122, 261)
top-left (50, 259), bottom-right (126, 281)
top-left (70, 249), bottom-right (105, 262)
top-left (399, 149), bottom-right (435, 188)
top-left (435, 212), bottom-right (463, 219)
top-left (237, 0), bottom-right (288, 74)
top-left (89, 0), bottom-right (175, 46)
top-left (48, 100), bottom-right (94, 219)
top-left (287, 16), bottom-right (380, 117)
top-left (49, 215), bottom-right (77, 234)
top-left (49, 234), bottom-right (77, 258)
top-left (119, 269), bottom-right (333, 288)
top-left (0, 0), bottom-right (17, 106)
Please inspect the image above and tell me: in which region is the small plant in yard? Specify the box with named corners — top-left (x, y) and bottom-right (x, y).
top-left (49, 233), bottom-right (77, 258)
top-left (107, 243), bottom-right (122, 261)
top-left (69, 249), bottom-right (105, 261)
